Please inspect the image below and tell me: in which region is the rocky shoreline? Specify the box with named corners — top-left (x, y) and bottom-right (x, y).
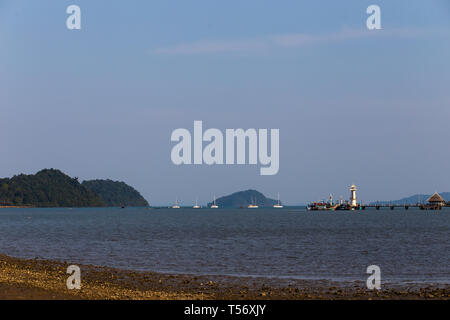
top-left (0, 254), bottom-right (448, 300)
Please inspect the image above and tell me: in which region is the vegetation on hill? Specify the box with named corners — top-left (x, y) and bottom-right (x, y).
top-left (82, 179), bottom-right (149, 207)
top-left (207, 189), bottom-right (278, 208)
top-left (0, 169), bottom-right (104, 207)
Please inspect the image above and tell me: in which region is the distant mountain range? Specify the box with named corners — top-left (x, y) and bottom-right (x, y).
top-left (0, 169), bottom-right (149, 208)
top-left (207, 189), bottom-right (278, 208)
top-left (370, 193), bottom-right (450, 205)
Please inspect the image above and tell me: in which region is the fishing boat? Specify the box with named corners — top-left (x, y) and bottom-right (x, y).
top-left (307, 194), bottom-right (338, 211)
top-left (273, 193), bottom-right (283, 208)
top-left (307, 202), bottom-right (338, 211)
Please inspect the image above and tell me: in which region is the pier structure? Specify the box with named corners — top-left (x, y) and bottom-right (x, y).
top-left (365, 192), bottom-right (447, 210)
top-left (308, 186), bottom-right (448, 211)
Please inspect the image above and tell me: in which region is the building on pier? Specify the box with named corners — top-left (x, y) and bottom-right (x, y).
top-left (422, 192), bottom-right (446, 210)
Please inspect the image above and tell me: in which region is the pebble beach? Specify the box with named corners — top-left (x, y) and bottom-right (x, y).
top-left (0, 254), bottom-right (448, 300)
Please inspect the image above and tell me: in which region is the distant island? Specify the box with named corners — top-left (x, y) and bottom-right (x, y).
top-left (0, 169), bottom-right (149, 208)
top-left (82, 179), bottom-right (149, 207)
top-left (207, 190), bottom-right (278, 208)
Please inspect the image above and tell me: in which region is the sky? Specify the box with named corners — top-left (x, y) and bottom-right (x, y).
top-left (1, 0), bottom-right (450, 205)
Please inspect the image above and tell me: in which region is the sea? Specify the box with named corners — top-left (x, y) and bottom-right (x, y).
top-left (0, 207), bottom-right (449, 285)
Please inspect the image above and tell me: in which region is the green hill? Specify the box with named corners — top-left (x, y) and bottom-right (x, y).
top-left (207, 189), bottom-right (278, 208)
top-left (82, 179), bottom-right (149, 207)
top-left (0, 169), bottom-right (104, 207)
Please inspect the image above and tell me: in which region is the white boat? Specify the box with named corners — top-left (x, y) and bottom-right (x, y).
top-left (211, 195), bottom-right (219, 208)
top-left (248, 197), bottom-right (259, 208)
top-left (193, 198), bottom-right (200, 209)
top-left (172, 197), bottom-right (180, 209)
top-left (273, 193), bottom-right (284, 208)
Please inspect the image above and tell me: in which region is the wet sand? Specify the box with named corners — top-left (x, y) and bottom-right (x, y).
top-left (0, 254), bottom-right (448, 300)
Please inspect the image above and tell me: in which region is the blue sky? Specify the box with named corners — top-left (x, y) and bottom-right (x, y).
top-left (1, 1), bottom-right (450, 205)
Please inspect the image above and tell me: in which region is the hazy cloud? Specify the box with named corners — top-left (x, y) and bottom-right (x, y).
top-left (153, 28), bottom-right (433, 55)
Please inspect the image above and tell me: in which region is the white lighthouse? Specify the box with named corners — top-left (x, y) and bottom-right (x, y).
top-left (350, 184), bottom-right (357, 207)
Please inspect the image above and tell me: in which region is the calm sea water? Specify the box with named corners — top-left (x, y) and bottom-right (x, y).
top-left (0, 207), bottom-right (449, 284)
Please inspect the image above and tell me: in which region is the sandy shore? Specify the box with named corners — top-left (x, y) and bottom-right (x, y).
top-left (0, 254), bottom-right (448, 300)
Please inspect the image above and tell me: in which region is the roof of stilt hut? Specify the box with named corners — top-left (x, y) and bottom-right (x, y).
top-left (427, 192), bottom-right (445, 203)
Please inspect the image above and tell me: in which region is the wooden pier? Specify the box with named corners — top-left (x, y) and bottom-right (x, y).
top-left (361, 203), bottom-right (446, 210)
top-left (365, 192), bottom-right (449, 210)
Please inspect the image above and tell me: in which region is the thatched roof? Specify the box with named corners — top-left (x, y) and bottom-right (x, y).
top-left (427, 192), bottom-right (445, 203)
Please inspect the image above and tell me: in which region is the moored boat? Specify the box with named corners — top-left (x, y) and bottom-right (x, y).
top-left (193, 198), bottom-right (200, 209)
top-left (248, 196), bottom-right (259, 208)
top-left (211, 195), bottom-right (219, 208)
top-left (273, 193), bottom-right (283, 208)
top-left (172, 197), bottom-right (180, 209)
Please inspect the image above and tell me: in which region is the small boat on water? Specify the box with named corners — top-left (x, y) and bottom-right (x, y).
top-left (248, 197), bottom-right (259, 208)
top-left (210, 195), bottom-right (219, 208)
top-left (172, 197), bottom-right (180, 209)
top-left (193, 198), bottom-right (200, 209)
top-left (273, 193), bottom-right (283, 208)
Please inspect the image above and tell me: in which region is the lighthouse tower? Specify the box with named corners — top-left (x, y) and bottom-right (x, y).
top-left (350, 184), bottom-right (357, 207)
